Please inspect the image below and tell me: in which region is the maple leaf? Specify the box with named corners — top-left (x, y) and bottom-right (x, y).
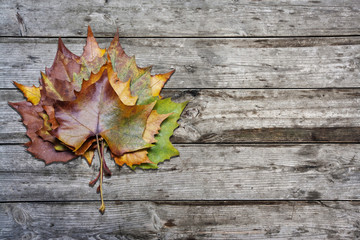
top-left (41, 38), bottom-right (81, 101)
top-left (10, 26), bottom-right (187, 214)
top-left (139, 98), bottom-right (188, 169)
top-left (108, 32), bottom-right (157, 105)
top-left (150, 70), bottom-right (175, 98)
top-left (52, 70), bottom-right (155, 156)
top-left (40, 27), bottom-right (106, 102)
top-left (72, 26), bottom-right (107, 89)
top-left (9, 101), bottom-right (76, 164)
top-left (108, 32), bottom-right (188, 169)
top-left (113, 110), bottom-right (172, 167)
top-left (13, 82), bottom-right (41, 105)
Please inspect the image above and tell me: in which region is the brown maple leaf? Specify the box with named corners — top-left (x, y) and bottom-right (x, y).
top-left (52, 70), bottom-right (156, 156)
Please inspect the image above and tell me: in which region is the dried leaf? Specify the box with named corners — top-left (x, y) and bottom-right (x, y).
top-left (107, 63), bottom-right (138, 106)
top-left (10, 27), bottom-right (188, 213)
top-left (113, 150), bottom-right (153, 167)
top-left (36, 112), bottom-right (56, 143)
top-left (84, 149), bottom-right (95, 165)
top-left (108, 32), bottom-right (156, 105)
top-left (139, 98), bottom-right (188, 169)
top-left (13, 81), bottom-right (41, 105)
top-left (43, 105), bottom-right (59, 129)
top-left (53, 70), bottom-right (154, 156)
top-left (150, 70), bottom-right (175, 98)
top-left (113, 110), bottom-right (171, 167)
top-left (74, 138), bottom-right (96, 156)
top-left (9, 101), bottom-right (76, 164)
top-left (42, 38), bottom-right (81, 101)
top-left (143, 110), bottom-right (172, 144)
top-left (73, 26), bottom-right (107, 88)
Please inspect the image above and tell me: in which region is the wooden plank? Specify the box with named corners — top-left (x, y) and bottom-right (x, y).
top-left (1, 0), bottom-right (360, 37)
top-left (1, 37), bottom-right (360, 89)
top-left (0, 144), bottom-right (359, 201)
top-left (1, 201), bottom-right (360, 239)
top-left (2, 89), bottom-right (360, 144)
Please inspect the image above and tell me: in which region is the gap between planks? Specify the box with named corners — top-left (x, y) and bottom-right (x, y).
top-left (1, 199), bottom-right (360, 204)
top-left (1, 35), bottom-right (360, 39)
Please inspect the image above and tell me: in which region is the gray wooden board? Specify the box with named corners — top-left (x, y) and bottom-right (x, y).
top-left (1, 1), bottom-right (360, 238)
top-left (0, 144), bottom-right (359, 201)
top-left (1, 0), bottom-right (360, 37)
top-left (1, 201), bottom-right (360, 239)
top-left (2, 89), bottom-right (360, 144)
top-left (1, 37), bottom-right (360, 89)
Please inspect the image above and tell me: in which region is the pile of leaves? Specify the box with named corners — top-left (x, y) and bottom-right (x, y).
top-left (10, 27), bottom-right (187, 213)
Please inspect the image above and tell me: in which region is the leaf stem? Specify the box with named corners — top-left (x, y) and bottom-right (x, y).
top-left (101, 142), bottom-right (111, 176)
top-left (96, 134), bottom-right (105, 214)
top-left (89, 171), bottom-right (100, 186)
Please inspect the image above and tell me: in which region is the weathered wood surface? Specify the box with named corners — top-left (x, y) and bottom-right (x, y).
top-left (1, 0), bottom-right (360, 37)
top-left (1, 201), bottom-right (360, 239)
top-left (2, 89), bottom-right (360, 144)
top-left (1, 144), bottom-right (359, 201)
top-left (1, 1), bottom-right (360, 239)
top-left (1, 37), bottom-right (360, 89)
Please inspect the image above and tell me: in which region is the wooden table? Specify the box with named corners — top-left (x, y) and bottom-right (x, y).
top-left (1, 1), bottom-right (360, 239)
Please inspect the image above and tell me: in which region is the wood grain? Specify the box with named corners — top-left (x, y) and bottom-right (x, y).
top-left (1, 37), bottom-right (360, 89)
top-left (1, 0), bottom-right (360, 37)
top-left (2, 89), bottom-right (360, 144)
top-left (1, 1), bottom-right (360, 238)
top-left (1, 144), bottom-right (359, 201)
top-left (1, 201), bottom-right (360, 239)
